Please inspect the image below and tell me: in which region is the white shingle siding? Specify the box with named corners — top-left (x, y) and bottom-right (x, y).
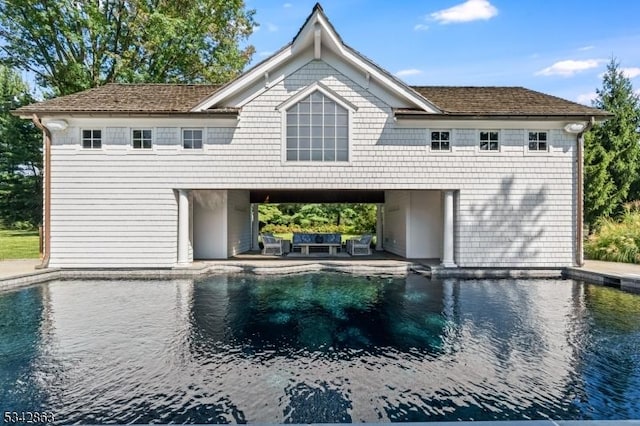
top-left (46, 59), bottom-right (577, 268)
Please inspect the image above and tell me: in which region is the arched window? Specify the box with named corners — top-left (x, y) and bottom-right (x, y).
top-left (285, 90), bottom-right (348, 162)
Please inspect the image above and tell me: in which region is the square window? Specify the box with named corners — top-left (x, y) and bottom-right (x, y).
top-left (431, 131), bottom-right (451, 151)
top-left (132, 129), bottom-right (152, 149)
top-left (82, 129), bottom-right (101, 149)
top-left (479, 131), bottom-right (499, 151)
top-left (183, 129), bottom-right (203, 149)
top-left (528, 131), bottom-right (548, 151)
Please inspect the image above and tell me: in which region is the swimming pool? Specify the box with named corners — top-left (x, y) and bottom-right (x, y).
top-left (1, 273), bottom-right (639, 423)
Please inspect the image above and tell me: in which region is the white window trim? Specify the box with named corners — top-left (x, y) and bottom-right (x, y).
top-left (525, 130), bottom-right (550, 155)
top-left (79, 128), bottom-right (104, 150)
top-left (428, 129), bottom-right (452, 153)
top-left (279, 83), bottom-right (355, 165)
top-left (476, 129), bottom-right (501, 154)
top-left (130, 128), bottom-right (154, 150)
top-left (181, 128), bottom-right (205, 151)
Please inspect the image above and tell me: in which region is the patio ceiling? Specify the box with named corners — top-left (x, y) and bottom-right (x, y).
top-left (249, 189), bottom-right (384, 204)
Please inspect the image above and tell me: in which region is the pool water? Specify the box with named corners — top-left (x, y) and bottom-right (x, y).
top-left (1, 273), bottom-right (640, 423)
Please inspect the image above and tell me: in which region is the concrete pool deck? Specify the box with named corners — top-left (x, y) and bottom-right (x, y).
top-left (1, 256), bottom-right (640, 293)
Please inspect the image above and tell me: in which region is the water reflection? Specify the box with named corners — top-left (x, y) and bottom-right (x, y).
top-left (0, 274), bottom-right (639, 423)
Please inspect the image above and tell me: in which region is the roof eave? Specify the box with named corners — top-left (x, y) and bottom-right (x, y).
top-left (394, 111), bottom-right (613, 121)
top-left (13, 110), bottom-right (240, 119)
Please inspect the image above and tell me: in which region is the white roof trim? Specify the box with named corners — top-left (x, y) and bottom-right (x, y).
top-left (191, 5), bottom-right (440, 113)
top-left (276, 82), bottom-right (358, 112)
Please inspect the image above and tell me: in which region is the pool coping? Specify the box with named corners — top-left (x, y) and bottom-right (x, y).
top-left (1, 260), bottom-right (639, 294)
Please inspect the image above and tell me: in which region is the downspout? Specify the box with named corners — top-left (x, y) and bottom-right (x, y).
top-left (576, 116), bottom-right (595, 267)
top-left (31, 114), bottom-right (51, 269)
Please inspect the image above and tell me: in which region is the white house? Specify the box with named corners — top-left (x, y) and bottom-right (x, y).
top-left (16, 4), bottom-right (608, 269)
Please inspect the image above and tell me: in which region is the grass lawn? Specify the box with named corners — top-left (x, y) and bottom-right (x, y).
top-left (0, 229), bottom-right (40, 260)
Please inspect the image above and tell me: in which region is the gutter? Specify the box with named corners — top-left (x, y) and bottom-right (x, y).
top-left (31, 115), bottom-right (51, 269)
top-left (576, 116), bottom-right (595, 267)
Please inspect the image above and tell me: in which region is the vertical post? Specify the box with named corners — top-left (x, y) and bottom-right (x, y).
top-left (177, 189), bottom-right (190, 265)
top-left (441, 190), bottom-right (456, 268)
top-left (252, 203), bottom-right (260, 251)
top-left (376, 203), bottom-right (383, 251)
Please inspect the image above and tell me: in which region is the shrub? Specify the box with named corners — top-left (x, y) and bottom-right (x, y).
top-left (585, 205), bottom-right (640, 264)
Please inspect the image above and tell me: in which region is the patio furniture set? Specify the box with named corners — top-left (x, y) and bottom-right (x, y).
top-left (261, 233), bottom-right (372, 256)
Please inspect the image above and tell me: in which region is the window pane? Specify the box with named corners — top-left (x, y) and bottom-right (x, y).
top-left (490, 141), bottom-right (498, 150)
top-left (93, 139), bottom-right (101, 149)
top-left (325, 126), bottom-right (335, 138)
top-left (287, 150), bottom-right (297, 161)
top-left (325, 150), bottom-right (335, 161)
top-left (490, 132), bottom-right (499, 141)
top-left (184, 130), bottom-right (192, 139)
top-left (441, 132), bottom-right (449, 141)
top-left (193, 139), bottom-right (202, 149)
top-left (193, 130), bottom-right (202, 139)
top-left (299, 137), bottom-right (310, 149)
top-left (299, 101), bottom-right (310, 113)
top-left (93, 130), bottom-right (101, 138)
top-left (133, 130), bottom-right (141, 139)
top-left (134, 140), bottom-right (141, 149)
top-left (311, 91), bottom-right (322, 102)
top-left (529, 142), bottom-right (537, 150)
top-left (184, 140), bottom-right (193, 149)
top-left (312, 102), bottom-right (322, 114)
top-left (539, 132), bottom-right (547, 141)
top-left (83, 130), bottom-right (92, 139)
top-left (480, 132), bottom-right (489, 141)
top-left (336, 115), bottom-right (347, 126)
top-left (324, 137), bottom-right (335, 150)
top-left (143, 130), bottom-right (152, 139)
top-left (311, 150), bottom-right (323, 161)
top-left (431, 141), bottom-right (440, 150)
top-left (312, 137), bottom-right (323, 149)
top-left (287, 137), bottom-right (297, 149)
top-left (480, 141), bottom-right (488, 150)
top-left (299, 149), bottom-right (310, 161)
top-left (529, 132), bottom-right (537, 141)
top-left (83, 139), bottom-right (92, 149)
top-left (336, 150), bottom-right (348, 161)
top-left (312, 114), bottom-right (322, 126)
top-left (311, 126), bottom-right (322, 138)
top-left (336, 138), bottom-right (348, 150)
top-left (287, 112), bottom-right (298, 126)
top-left (325, 114), bottom-right (335, 126)
top-left (336, 126), bottom-right (348, 138)
top-left (431, 132), bottom-right (439, 141)
top-left (299, 126), bottom-right (310, 137)
top-left (287, 126), bottom-right (297, 137)
top-left (442, 141), bottom-right (450, 150)
top-left (143, 140), bottom-right (152, 149)
top-left (299, 114), bottom-right (310, 126)
top-left (324, 101), bottom-right (336, 114)
top-left (539, 142), bottom-right (547, 150)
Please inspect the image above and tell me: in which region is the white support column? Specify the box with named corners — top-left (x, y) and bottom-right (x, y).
top-left (177, 189), bottom-right (190, 265)
top-left (441, 190), bottom-right (457, 268)
top-left (376, 203), bottom-right (383, 251)
top-left (252, 203), bottom-right (260, 251)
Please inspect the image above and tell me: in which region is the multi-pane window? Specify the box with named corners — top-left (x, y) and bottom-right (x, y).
top-left (183, 129), bottom-right (203, 149)
top-left (479, 131), bottom-right (499, 151)
top-left (132, 129), bottom-right (152, 149)
top-left (528, 131), bottom-right (548, 151)
top-left (431, 131), bottom-right (450, 151)
top-left (286, 90), bottom-right (348, 162)
top-left (82, 129), bottom-right (102, 149)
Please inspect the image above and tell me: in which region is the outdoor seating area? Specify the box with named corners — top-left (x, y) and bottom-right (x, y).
top-left (259, 232), bottom-right (373, 257)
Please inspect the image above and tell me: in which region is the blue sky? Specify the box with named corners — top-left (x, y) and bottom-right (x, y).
top-left (244, 0), bottom-right (640, 105)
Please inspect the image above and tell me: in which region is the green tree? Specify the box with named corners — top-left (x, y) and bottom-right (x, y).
top-left (0, 0), bottom-right (256, 96)
top-left (584, 58), bottom-right (640, 230)
top-left (0, 66), bottom-right (42, 228)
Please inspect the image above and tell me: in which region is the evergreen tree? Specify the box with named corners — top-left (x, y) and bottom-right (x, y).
top-left (584, 58), bottom-right (640, 230)
top-left (0, 66), bottom-right (42, 228)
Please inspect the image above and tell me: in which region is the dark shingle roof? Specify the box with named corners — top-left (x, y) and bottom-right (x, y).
top-left (410, 86), bottom-right (607, 116)
top-left (15, 83), bottom-right (222, 114)
top-left (15, 83), bottom-right (608, 117)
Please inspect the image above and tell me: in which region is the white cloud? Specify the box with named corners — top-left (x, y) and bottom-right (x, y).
top-left (395, 69), bottom-right (422, 77)
top-left (576, 92), bottom-right (597, 105)
top-left (430, 0), bottom-right (498, 24)
top-left (536, 59), bottom-right (603, 77)
top-left (414, 23), bottom-right (429, 31)
top-left (283, 2), bottom-right (292, 7)
top-left (266, 23), bottom-right (278, 32)
top-left (621, 67), bottom-right (640, 79)
top-left (578, 45), bottom-right (595, 51)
